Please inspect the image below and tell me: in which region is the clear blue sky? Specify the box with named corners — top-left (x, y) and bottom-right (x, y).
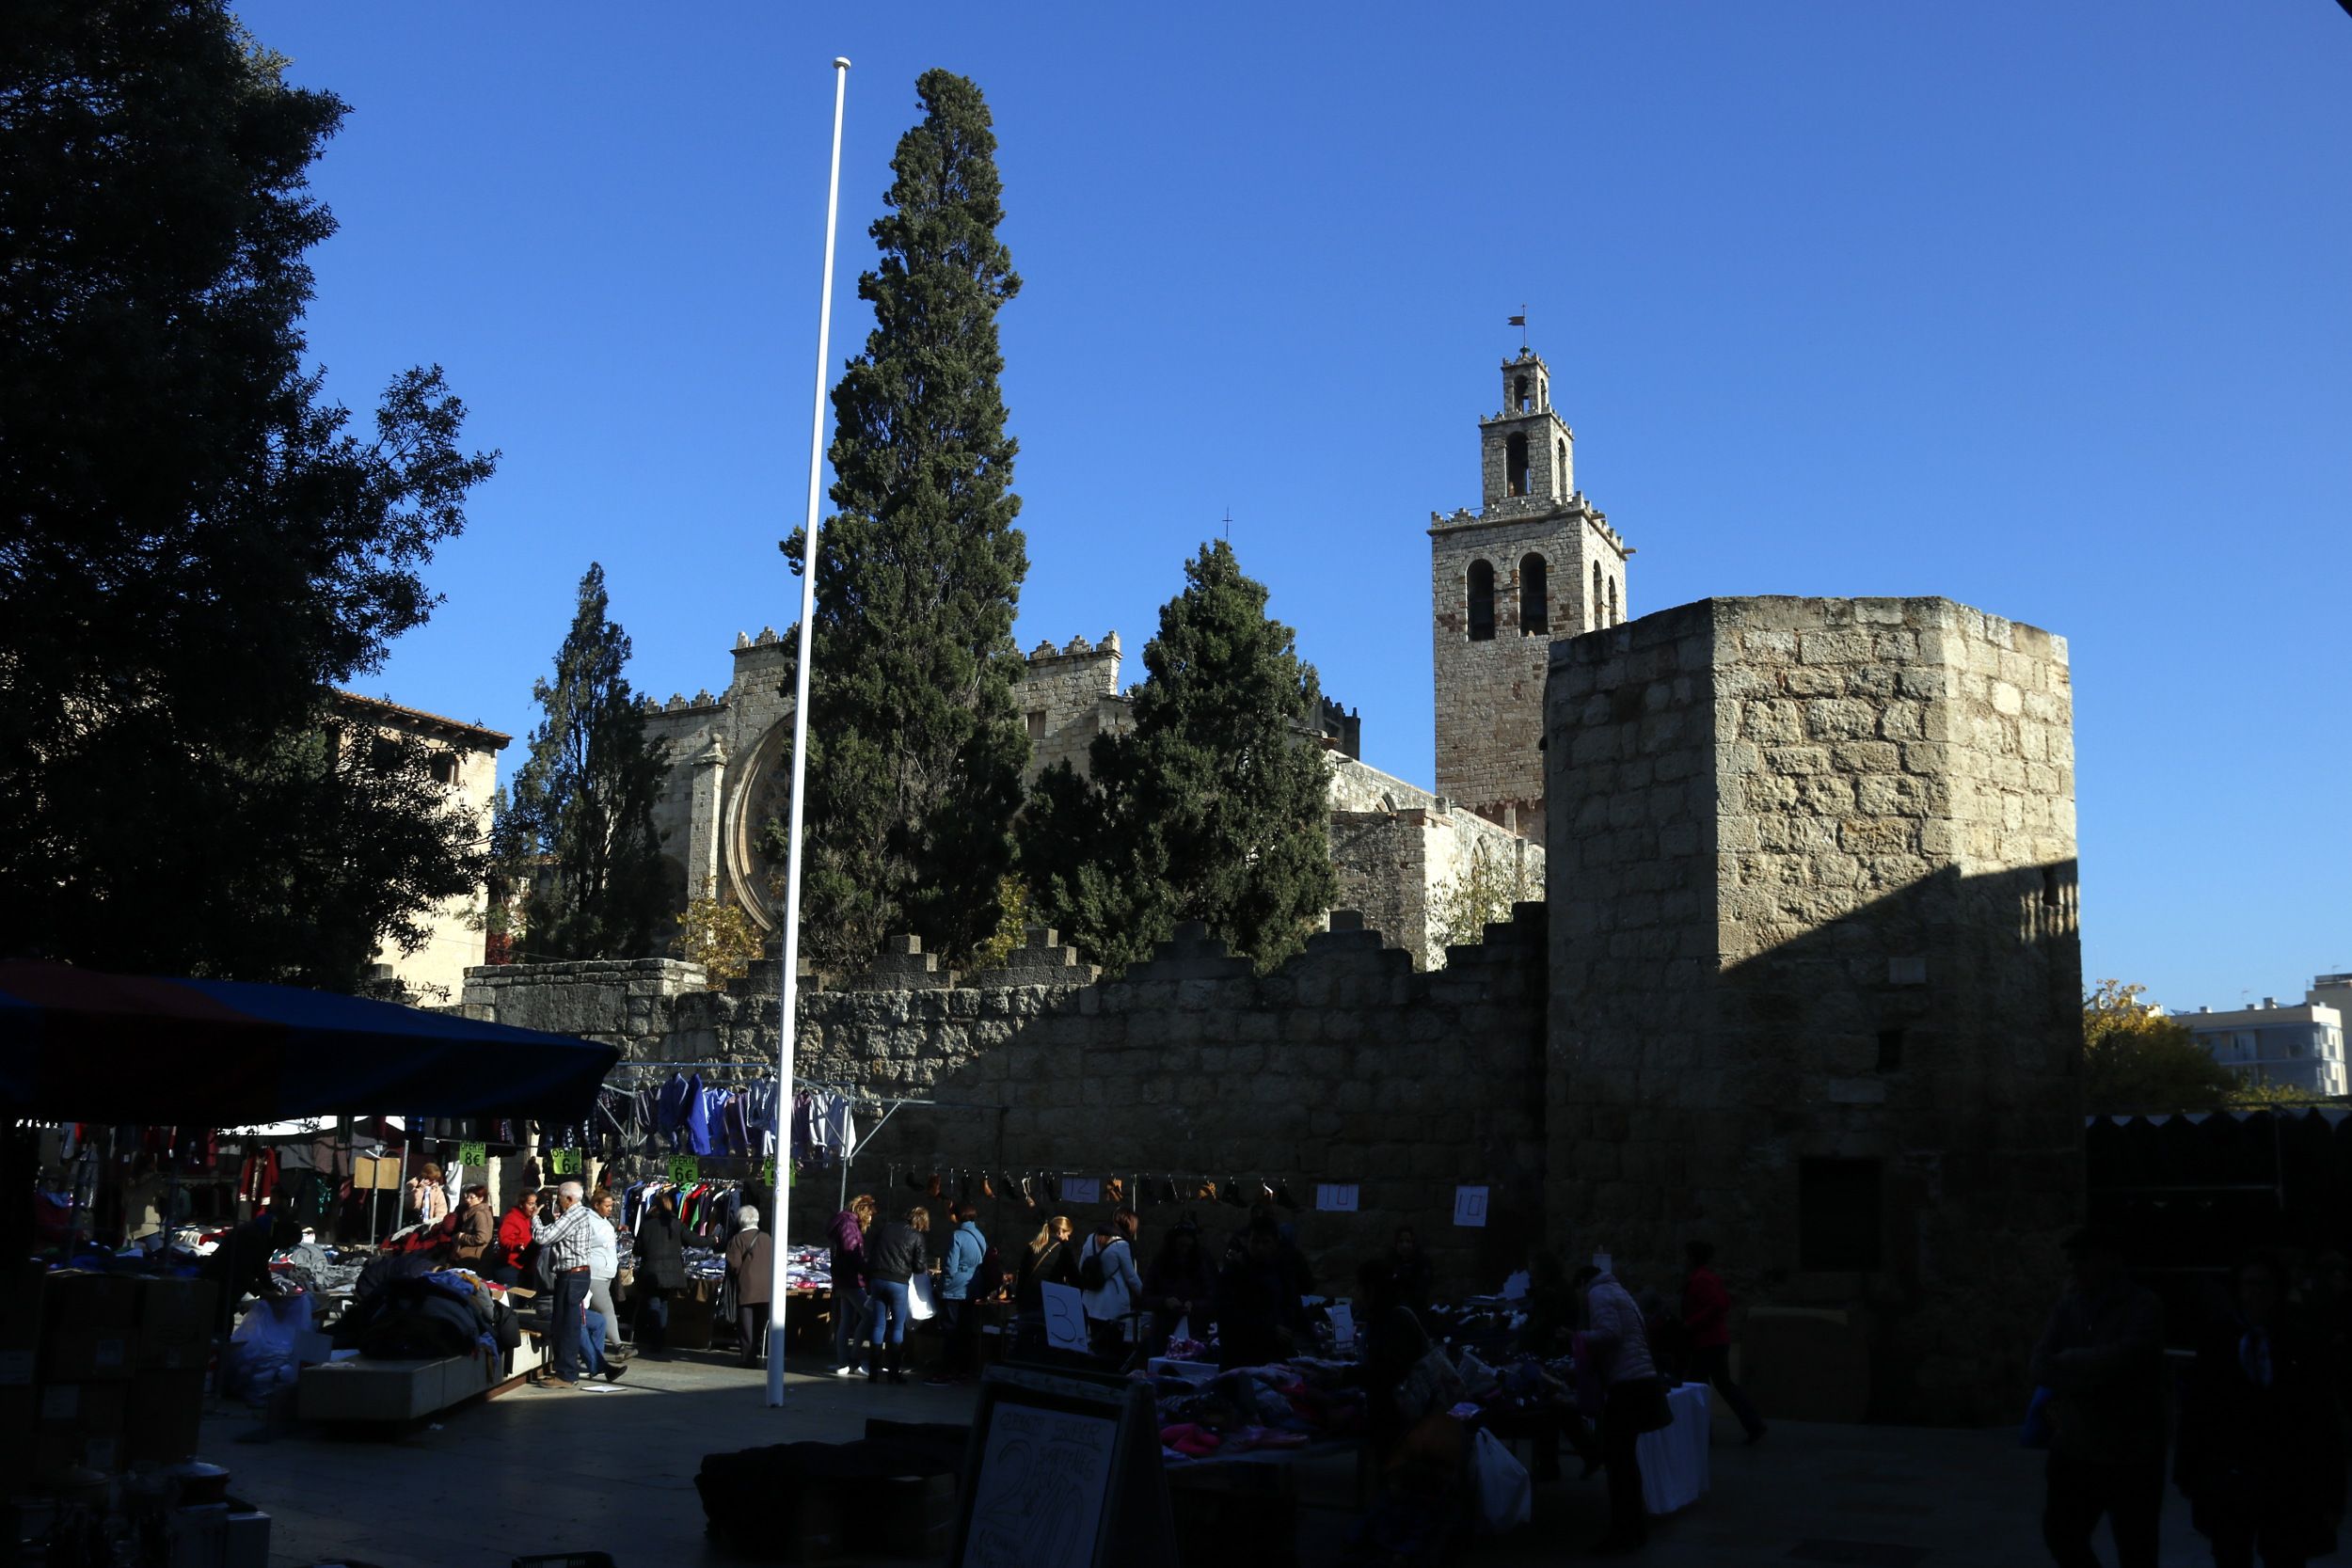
top-left (239, 2), bottom-right (2349, 1010)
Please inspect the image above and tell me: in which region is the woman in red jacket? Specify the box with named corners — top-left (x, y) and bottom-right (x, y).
top-left (491, 1190), bottom-right (540, 1286)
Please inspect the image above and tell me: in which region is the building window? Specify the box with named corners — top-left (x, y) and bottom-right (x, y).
top-left (1518, 554), bottom-right (1549, 635)
top-left (428, 752), bottom-right (460, 786)
top-left (1467, 560), bottom-right (1496, 641)
top-left (1514, 374), bottom-right (1531, 413)
top-left (1025, 709), bottom-right (1046, 743)
top-left (1798, 1158), bottom-right (1883, 1271)
top-left (1505, 433), bottom-right (1530, 498)
top-left (1608, 576), bottom-right (1621, 626)
top-left (1591, 562), bottom-right (1604, 630)
top-left (1556, 438), bottom-right (1567, 496)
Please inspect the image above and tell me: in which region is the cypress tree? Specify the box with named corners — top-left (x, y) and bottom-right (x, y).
top-left (1024, 541), bottom-right (1337, 974)
top-left (497, 564), bottom-right (668, 960)
top-left (771, 70), bottom-right (1029, 970)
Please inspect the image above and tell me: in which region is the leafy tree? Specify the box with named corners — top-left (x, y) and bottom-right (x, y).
top-left (1023, 541), bottom-right (1338, 974)
top-left (496, 565), bottom-right (668, 960)
top-left (2082, 979), bottom-right (2238, 1114)
top-left (0, 0), bottom-right (497, 988)
top-left (767, 69), bottom-right (1031, 973)
top-left (675, 896), bottom-right (762, 986)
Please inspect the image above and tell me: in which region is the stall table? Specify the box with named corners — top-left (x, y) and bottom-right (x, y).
top-left (1636, 1381), bottom-right (1711, 1515)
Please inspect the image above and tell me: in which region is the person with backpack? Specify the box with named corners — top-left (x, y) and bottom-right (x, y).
top-left (929, 1200), bottom-right (991, 1386)
top-left (1079, 1209), bottom-right (1143, 1362)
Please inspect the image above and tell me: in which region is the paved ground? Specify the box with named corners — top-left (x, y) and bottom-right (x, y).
top-left (203, 1349), bottom-right (2236, 1567)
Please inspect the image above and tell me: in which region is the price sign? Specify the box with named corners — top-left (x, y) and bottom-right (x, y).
top-left (667, 1156), bottom-right (699, 1186)
top-left (1452, 1184), bottom-right (1490, 1228)
top-left (548, 1148), bottom-right (578, 1176)
top-left (456, 1141), bottom-right (486, 1167)
top-left (1314, 1183), bottom-right (1359, 1213)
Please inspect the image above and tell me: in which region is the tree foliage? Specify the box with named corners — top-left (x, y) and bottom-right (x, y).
top-left (0, 0), bottom-right (498, 987)
top-left (1022, 541), bottom-right (1338, 974)
top-left (495, 566), bottom-right (668, 961)
top-left (766, 69), bottom-right (1031, 973)
top-left (2082, 979), bottom-right (2239, 1114)
top-left (675, 896), bottom-right (762, 986)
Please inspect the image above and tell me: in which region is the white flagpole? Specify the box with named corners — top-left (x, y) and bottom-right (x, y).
top-left (768, 53), bottom-right (850, 1408)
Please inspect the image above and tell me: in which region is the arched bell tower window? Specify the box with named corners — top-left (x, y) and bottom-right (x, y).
top-left (1518, 554), bottom-right (1548, 635)
top-left (1505, 433), bottom-right (1530, 498)
top-left (1608, 576), bottom-right (1621, 626)
top-left (1556, 439), bottom-right (1567, 497)
top-left (1592, 562), bottom-right (1604, 631)
top-left (1467, 560), bottom-right (1496, 641)
top-left (1514, 374), bottom-right (1531, 413)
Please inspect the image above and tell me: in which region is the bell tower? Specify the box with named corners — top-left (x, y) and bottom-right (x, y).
top-left (1430, 347), bottom-right (1633, 844)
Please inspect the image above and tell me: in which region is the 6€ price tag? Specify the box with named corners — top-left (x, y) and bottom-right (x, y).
top-left (668, 1156), bottom-right (699, 1186)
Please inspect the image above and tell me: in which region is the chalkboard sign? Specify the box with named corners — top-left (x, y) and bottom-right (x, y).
top-left (951, 1364), bottom-right (1173, 1568)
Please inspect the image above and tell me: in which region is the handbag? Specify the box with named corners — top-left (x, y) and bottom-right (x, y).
top-left (532, 1243), bottom-right (557, 1291)
top-left (909, 1273), bottom-right (939, 1323)
top-left (1469, 1428), bottom-right (1534, 1535)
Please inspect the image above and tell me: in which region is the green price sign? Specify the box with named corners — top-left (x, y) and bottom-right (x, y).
top-left (456, 1141), bottom-right (486, 1167)
top-left (759, 1158), bottom-right (776, 1188)
top-left (548, 1148), bottom-right (578, 1176)
top-left (667, 1156), bottom-right (699, 1186)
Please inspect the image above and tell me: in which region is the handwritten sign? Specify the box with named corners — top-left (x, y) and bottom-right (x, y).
top-left (455, 1141), bottom-right (485, 1167)
top-left (1327, 1302), bottom-right (1357, 1346)
top-left (1452, 1184), bottom-right (1489, 1228)
top-left (1041, 1281), bottom-right (1089, 1353)
top-left (667, 1156), bottom-right (699, 1186)
top-left (1314, 1183), bottom-right (1359, 1213)
top-left (1060, 1176), bottom-right (1101, 1207)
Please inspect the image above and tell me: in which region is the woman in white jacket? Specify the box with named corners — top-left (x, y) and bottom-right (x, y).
top-left (1078, 1211), bottom-right (1143, 1361)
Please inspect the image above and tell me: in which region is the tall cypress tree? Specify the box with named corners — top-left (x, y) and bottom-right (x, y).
top-left (1023, 542), bottom-right (1337, 974)
top-left (496, 564), bottom-right (668, 960)
top-left (771, 70), bottom-right (1029, 970)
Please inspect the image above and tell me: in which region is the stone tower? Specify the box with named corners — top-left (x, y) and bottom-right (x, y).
top-left (1430, 348), bottom-right (1632, 843)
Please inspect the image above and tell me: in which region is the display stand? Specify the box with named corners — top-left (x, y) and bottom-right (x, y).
top-left (949, 1362), bottom-right (1174, 1568)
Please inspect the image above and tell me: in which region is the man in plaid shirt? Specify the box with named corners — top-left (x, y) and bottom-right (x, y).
top-left (532, 1180), bottom-right (597, 1388)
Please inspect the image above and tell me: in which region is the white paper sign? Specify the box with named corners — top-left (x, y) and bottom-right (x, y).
top-left (1452, 1184), bottom-right (1490, 1227)
top-left (1060, 1176), bottom-right (1101, 1207)
top-left (1314, 1182), bottom-right (1359, 1212)
top-left (1040, 1281), bottom-right (1089, 1353)
top-left (966, 1400), bottom-right (1114, 1567)
top-left (1327, 1302), bottom-right (1356, 1346)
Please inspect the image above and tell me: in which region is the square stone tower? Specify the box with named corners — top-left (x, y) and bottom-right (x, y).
top-left (1545, 597), bottom-right (2083, 1423)
top-left (1432, 348), bottom-right (1632, 844)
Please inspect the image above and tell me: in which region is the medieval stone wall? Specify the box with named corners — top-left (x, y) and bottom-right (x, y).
top-left (1545, 596), bottom-right (2081, 1424)
top-left (461, 909), bottom-right (1550, 1296)
top-left (1018, 635), bottom-right (1128, 785)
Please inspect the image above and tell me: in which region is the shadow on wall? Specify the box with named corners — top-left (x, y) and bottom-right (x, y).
top-left (1554, 859), bottom-right (2085, 1425)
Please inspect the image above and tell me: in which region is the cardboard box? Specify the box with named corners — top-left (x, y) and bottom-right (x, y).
top-left (125, 1369), bottom-right (208, 1465)
top-left (40, 1270), bottom-right (140, 1383)
top-left (33, 1380), bottom-right (129, 1479)
top-left (137, 1276), bottom-right (220, 1370)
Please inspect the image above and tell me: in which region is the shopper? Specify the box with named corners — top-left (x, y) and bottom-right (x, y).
top-left (1140, 1220), bottom-right (1216, 1354)
top-left (1682, 1240), bottom-right (1767, 1444)
top-left (2030, 1228), bottom-right (2166, 1568)
top-left (584, 1190), bottom-right (626, 1357)
top-left (445, 1184), bottom-right (495, 1271)
top-left (406, 1163), bottom-right (448, 1228)
top-left (864, 1203), bottom-right (930, 1385)
top-left (1215, 1215), bottom-right (1308, 1368)
top-left (1581, 1262), bottom-right (1661, 1555)
top-left (2175, 1250), bottom-right (2344, 1568)
top-left (492, 1190), bottom-right (538, 1287)
top-left (529, 1181), bottom-right (597, 1390)
top-left (929, 1200), bottom-right (990, 1385)
top-left (1014, 1214), bottom-right (1080, 1357)
top-left (1079, 1210), bottom-right (1144, 1363)
top-left (724, 1207), bottom-right (774, 1369)
top-left (632, 1187), bottom-right (686, 1354)
top-left (828, 1194), bottom-right (876, 1378)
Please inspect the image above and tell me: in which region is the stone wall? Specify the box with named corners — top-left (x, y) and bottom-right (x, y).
top-left (462, 909), bottom-right (1550, 1296)
top-left (1546, 596), bottom-right (2082, 1424)
top-left (1018, 634), bottom-right (1129, 785)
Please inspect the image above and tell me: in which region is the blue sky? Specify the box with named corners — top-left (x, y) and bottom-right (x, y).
top-left (239, 2), bottom-right (2349, 1009)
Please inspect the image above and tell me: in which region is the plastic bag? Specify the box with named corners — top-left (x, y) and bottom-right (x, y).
top-left (1470, 1427), bottom-right (1533, 1535)
top-left (222, 1292), bottom-right (314, 1404)
top-left (909, 1273), bottom-right (938, 1322)
top-left (1455, 1347), bottom-right (1502, 1399)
